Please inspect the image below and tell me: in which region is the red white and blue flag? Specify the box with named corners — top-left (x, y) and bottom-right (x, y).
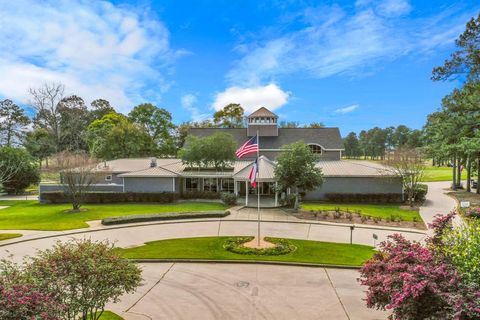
top-left (248, 159), bottom-right (258, 188)
top-left (235, 135), bottom-right (258, 158)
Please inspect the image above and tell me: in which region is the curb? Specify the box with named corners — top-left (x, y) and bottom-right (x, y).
top-left (0, 218), bottom-right (426, 248)
top-left (129, 258), bottom-right (362, 269)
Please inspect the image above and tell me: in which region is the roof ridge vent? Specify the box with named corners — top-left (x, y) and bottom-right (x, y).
top-left (150, 157), bottom-right (157, 167)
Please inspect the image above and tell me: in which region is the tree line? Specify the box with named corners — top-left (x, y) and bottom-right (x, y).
top-left (343, 125), bottom-right (423, 159)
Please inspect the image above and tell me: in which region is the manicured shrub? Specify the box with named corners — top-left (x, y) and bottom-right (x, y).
top-left (279, 194), bottom-right (297, 207)
top-left (102, 211), bottom-right (229, 225)
top-left (220, 192), bottom-right (237, 206)
top-left (223, 237), bottom-right (296, 256)
top-left (181, 190), bottom-right (221, 200)
top-left (324, 193), bottom-right (403, 203)
top-left (41, 191), bottom-right (178, 204)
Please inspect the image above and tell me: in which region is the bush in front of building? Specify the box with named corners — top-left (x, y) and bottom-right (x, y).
top-left (324, 193), bottom-right (403, 203)
top-left (181, 191), bottom-right (221, 200)
top-left (405, 184), bottom-right (428, 203)
top-left (41, 191), bottom-right (178, 204)
top-left (220, 192), bottom-right (237, 206)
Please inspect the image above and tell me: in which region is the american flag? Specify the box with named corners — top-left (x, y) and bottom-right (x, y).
top-left (248, 159), bottom-right (258, 188)
top-left (235, 135), bottom-right (258, 158)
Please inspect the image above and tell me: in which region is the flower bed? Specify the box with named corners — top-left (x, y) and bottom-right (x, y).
top-left (223, 236), bottom-right (297, 256)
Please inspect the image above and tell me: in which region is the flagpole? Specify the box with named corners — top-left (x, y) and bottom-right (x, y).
top-left (257, 130), bottom-right (260, 246)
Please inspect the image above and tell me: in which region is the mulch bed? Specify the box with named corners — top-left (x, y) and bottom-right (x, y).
top-left (291, 210), bottom-right (427, 230)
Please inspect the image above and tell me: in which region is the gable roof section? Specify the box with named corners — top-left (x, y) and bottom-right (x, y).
top-left (248, 107), bottom-right (278, 118)
top-left (118, 166), bottom-right (178, 178)
top-left (233, 156), bottom-right (276, 181)
top-left (188, 127), bottom-right (344, 150)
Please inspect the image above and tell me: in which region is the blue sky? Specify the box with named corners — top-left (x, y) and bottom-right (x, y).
top-left (0, 0), bottom-right (477, 135)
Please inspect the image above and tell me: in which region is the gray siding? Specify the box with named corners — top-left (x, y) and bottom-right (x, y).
top-left (247, 124), bottom-right (278, 137)
top-left (124, 177), bottom-right (178, 193)
top-left (303, 177), bottom-right (403, 200)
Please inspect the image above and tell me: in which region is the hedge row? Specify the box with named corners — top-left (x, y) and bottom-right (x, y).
top-left (102, 211), bottom-right (229, 225)
top-left (324, 193), bottom-right (403, 203)
top-left (181, 191), bottom-right (221, 199)
top-left (41, 192), bottom-right (178, 204)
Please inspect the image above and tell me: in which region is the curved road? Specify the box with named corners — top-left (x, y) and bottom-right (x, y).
top-left (0, 182), bottom-right (457, 319)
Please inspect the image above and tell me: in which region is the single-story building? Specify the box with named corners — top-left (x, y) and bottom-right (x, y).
top-left (39, 107), bottom-right (403, 206)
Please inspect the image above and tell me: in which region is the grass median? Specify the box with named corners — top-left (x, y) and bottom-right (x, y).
top-left (0, 200), bottom-right (226, 231)
top-left (118, 236), bottom-right (375, 267)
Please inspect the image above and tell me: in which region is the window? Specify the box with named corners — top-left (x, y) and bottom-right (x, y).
top-left (221, 179), bottom-right (234, 193)
top-left (308, 144), bottom-right (322, 154)
top-left (105, 175), bottom-right (112, 182)
top-left (185, 178), bottom-right (199, 192)
top-left (203, 178), bottom-right (218, 192)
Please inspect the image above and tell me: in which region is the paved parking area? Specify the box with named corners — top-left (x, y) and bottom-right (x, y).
top-left (108, 263), bottom-right (387, 320)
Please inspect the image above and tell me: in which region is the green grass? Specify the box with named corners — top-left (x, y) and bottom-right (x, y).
top-left (96, 311), bottom-right (124, 320)
top-left (0, 201), bottom-right (226, 231)
top-left (422, 166), bottom-right (468, 182)
top-left (301, 203), bottom-right (421, 222)
top-left (0, 233), bottom-right (22, 241)
top-left (119, 236), bottom-right (375, 267)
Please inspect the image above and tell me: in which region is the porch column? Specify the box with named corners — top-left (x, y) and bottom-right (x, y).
top-left (245, 180), bottom-right (249, 206)
top-left (275, 181), bottom-right (278, 207)
top-left (234, 180), bottom-right (238, 196)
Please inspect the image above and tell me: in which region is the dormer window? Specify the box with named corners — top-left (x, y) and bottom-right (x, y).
top-left (308, 144), bottom-right (323, 154)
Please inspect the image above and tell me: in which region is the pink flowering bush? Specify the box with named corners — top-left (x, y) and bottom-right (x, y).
top-left (465, 207), bottom-right (480, 219)
top-left (0, 284), bottom-right (63, 320)
top-left (359, 213), bottom-right (480, 319)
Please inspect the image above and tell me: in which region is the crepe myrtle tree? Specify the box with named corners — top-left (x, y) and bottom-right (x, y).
top-left (382, 148), bottom-right (426, 207)
top-left (0, 239), bottom-right (142, 320)
top-left (274, 141), bottom-right (323, 210)
top-left (359, 213), bottom-right (480, 320)
top-left (53, 151), bottom-right (103, 212)
top-left (29, 239), bottom-right (142, 320)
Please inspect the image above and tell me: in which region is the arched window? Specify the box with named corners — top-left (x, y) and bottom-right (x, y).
top-left (308, 144), bottom-right (322, 154)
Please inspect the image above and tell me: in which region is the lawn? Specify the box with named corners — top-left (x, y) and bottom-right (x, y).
top-left (0, 233), bottom-right (22, 241)
top-left (119, 236), bottom-right (375, 267)
top-left (96, 311), bottom-right (124, 320)
top-left (300, 203), bottom-right (421, 221)
top-left (422, 166), bottom-right (468, 182)
top-left (0, 200), bottom-right (226, 231)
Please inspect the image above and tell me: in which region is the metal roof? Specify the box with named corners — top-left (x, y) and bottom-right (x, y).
top-left (118, 166), bottom-right (178, 178)
top-left (101, 157), bottom-right (394, 179)
top-left (317, 160), bottom-right (395, 177)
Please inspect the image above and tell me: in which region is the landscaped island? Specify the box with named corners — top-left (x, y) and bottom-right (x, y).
top-left (118, 236), bottom-right (375, 267)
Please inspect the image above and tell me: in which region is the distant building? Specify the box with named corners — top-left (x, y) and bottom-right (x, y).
top-left (40, 107), bottom-right (403, 206)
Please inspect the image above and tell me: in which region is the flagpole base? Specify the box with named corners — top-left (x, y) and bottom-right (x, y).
top-left (243, 237), bottom-right (275, 249)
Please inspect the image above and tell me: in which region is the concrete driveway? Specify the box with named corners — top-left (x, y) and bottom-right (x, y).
top-left (108, 263), bottom-right (387, 320)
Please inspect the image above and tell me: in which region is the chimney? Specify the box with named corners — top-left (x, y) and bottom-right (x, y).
top-left (150, 157), bottom-right (157, 168)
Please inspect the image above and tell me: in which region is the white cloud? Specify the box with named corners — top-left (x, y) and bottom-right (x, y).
top-left (227, 2), bottom-right (473, 85)
top-left (181, 94), bottom-right (209, 121)
top-left (334, 104), bottom-right (359, 114)
top-left (212, 84), bottom-right (289, 114)
top-left (0, 0), bottom-right (179, 112)
top-left (377, 0), bottom-right (411, 17)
